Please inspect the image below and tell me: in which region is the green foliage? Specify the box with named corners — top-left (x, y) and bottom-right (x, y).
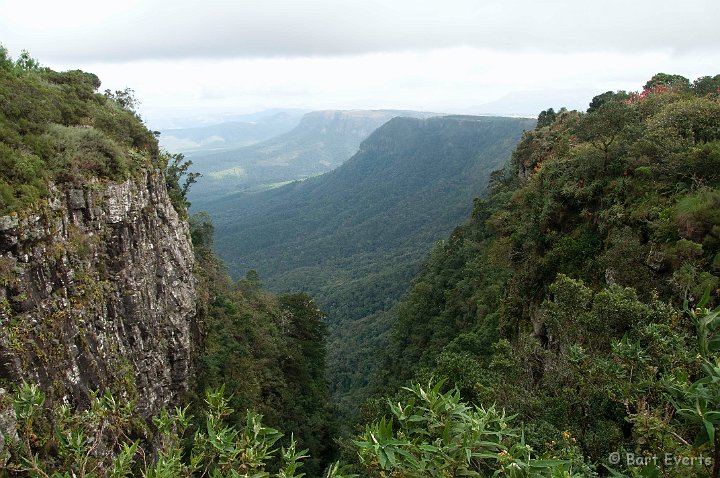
top-left (665, 304), bottom-right (720, 478)
top-left (643, 73), bottom-right (691, 91)
top-left (4, 384), bottom-right (335, 478)
top-left (0, 381), bottom-right (609, 478)
top-left (190, 212), bottom-right (215, 251)
top-left (103, 88), bottom-right (139, 113)
top-left (191, 215), bottom-right (338, 477)
top-left (573, 99), bottom-right (636, 170)
top-left (0, 49), bottom-right (162, 214)
top-left (374, 73), bottom-right (720, 476)
top-left (693, 75), bottom-right (720, 97)
top-left (162, 152), bottom-right (201, 217)
top-left (356, 381), bottom-right (579, 477)
top-left (537, 108), bottom-right (557, 128)
top-left (588, 91), bottom-right (629, 113)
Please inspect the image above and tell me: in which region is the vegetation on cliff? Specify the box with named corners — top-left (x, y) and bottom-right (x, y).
top-left (0, 48), bottom-right (161, 213)
top-left (372, 73), bottom-right (720, 476)
top-left (190, 212), bottom-right (338, 476)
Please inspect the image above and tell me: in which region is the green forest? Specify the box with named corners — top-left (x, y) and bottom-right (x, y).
top-left (1, 46), bottom-right (720, 477)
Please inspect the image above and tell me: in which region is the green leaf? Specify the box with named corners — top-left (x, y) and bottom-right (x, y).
top-left (703, 418), bottom-right (716, 445)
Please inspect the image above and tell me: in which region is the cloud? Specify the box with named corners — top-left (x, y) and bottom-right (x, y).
top-left (62, 46), bottom-right (720, 129)
top-left (2, 0), bottom-right (719, 62)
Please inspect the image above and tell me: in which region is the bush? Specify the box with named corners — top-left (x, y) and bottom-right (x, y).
top-left (0, 50), bottom-right (162, 214)
top-left (355, 381), bottom-right (576, 477)
top-left (4, 384), bottom-right (348, 478)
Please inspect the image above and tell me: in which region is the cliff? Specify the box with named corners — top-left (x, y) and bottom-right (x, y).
top-left (0, 171), bottom-right (196, 417)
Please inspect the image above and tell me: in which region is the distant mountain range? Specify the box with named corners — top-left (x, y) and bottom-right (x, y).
top-left (159, 109), bottom-right (307, 153)
top-left (203, 114), bottom-right (536, 417)
top-left (185, 109), bottom-right (437, 208)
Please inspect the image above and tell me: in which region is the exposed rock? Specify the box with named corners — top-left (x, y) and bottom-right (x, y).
top-left (0, 388), bottom-right (17, 467)
top-left (605, 267), bottom-right (617, 286)
top-left (646, 249), bottom-right (666, 272)
top-left (0, 215), bottom-right (18, 232)
top-left (0, 171), bottom-right (196, 417)
top-left (67, 189), bottom-right (86, 210)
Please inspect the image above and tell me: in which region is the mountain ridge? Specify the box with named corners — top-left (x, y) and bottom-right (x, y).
top-left (187, 109), bottom-right (439, 207)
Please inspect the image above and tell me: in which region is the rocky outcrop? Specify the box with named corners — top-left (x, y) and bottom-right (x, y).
top-left (0, 388), bottom-right (16, 466)
top-left (0, 171), bottom-right (196, 417)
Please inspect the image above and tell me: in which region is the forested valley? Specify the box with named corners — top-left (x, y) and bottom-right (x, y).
top-left (1, 47), bottom-right (720, 477)
top-left (206, 114), bottom-right (535, 420)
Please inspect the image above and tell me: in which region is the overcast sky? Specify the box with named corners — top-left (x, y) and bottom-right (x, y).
top-left (2, 0), bottom-right (719, 128)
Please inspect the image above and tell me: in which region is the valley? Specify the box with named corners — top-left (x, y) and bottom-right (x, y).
top-left (203, 114), bottom-right (536, 416)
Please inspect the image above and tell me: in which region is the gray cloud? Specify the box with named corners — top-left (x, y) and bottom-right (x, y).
top-left (2, 0), bottom-right (719, 62)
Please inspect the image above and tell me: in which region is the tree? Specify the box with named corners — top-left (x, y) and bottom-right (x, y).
top-left (356, 381), bottom-right (575, 477)
top-left (161, 151), bottom-right (201, 215)
top-left (537, 108), bottom-right (556, 128)
top-left (103, 87), bottom-right (140, 113)
top-left (15, 50), bottom-right (40, 70)
top-left (244, 269), bottom-right (262, 288)
top-left (278, 293), bottom-right (339, 476)
top-left (0, 45), bottom-right (13, 71)
top-left (574, 99), bottom-right (635, 170)
top-left (189, 212), bottom-right (215, 250)
top-left (693, 75), bottom-right (720, 96)
top-left (644, 73), bottom-right (691, 91)
top-left (587, 91), bottom-right (629, 113)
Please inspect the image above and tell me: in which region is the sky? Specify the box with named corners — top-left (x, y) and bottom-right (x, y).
top-left (2, 0), bottom-right (719, 129)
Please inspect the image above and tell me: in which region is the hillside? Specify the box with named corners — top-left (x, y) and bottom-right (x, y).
top-left (187, 109), bottom-right (436, 208)
top-left (374, 74), bottom-right (720, 474)
top-left (207, 115), bottom-right (536, 416)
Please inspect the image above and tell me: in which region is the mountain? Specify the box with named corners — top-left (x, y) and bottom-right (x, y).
top-left (186, 109), bottom-right (437, 208)
top-left (205, 115), bottom-right (536, 416)
top-left (158, 109), bottom-right (307, 153)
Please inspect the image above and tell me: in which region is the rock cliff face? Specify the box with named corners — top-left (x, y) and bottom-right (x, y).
top-left (0, 171), bottom-right (196, 417)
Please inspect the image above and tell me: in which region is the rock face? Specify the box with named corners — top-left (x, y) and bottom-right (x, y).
top-left (0, 388), bottom-right (16, 466)
top-left (0, 171), bottom-right (196, 417)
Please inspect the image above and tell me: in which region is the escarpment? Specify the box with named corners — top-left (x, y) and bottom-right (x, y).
top-left (0, 171), bottom-right (196, 417)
